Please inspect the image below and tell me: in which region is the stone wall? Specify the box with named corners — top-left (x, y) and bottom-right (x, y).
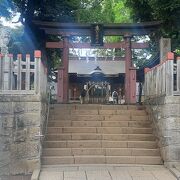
top-left (145, 96), bottom-right (180, 167)
top-left (0, 94), bottom-right (47, 178)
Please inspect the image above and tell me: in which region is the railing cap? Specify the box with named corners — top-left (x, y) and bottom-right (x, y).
top-left (166, 52), bottom-right (174, 60)
top-left (17, 54), bottom-right (22, 58)
top-left (34, 50), bottom-right (41, 58)
top-left (177, 56), bottom-right (180, 61)
top-left (8, 54), bottom-right (13, 57)
top-left (144, 68), bottom-right (150, 73)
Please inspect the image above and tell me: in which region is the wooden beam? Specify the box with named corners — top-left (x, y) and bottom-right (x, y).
top-left (46, 42), bottom-right (149, 49)
top-left (46, 42), bottom-right (63, 48)
top-left (34, 21), bottom-right (162, 28)
top-left (44, 28), bottom-right (154, 36)
top-left (132, 42), bottom-right (149, 49)
top-left (33, 21), bottom-right (162, 36)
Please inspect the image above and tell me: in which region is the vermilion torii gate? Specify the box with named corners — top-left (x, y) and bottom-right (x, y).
top-left (34, 21), bottom-right (161, 104)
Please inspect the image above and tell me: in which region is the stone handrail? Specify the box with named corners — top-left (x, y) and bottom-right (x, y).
top-left (0, 50), bottom-right (47, 95)
top-left (144, 52), bottom-right (180, 98)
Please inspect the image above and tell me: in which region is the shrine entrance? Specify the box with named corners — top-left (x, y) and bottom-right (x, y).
top-left (34, 21), bottom-right (161, 104)
top-left (85, 81), bottom-right (110, 104)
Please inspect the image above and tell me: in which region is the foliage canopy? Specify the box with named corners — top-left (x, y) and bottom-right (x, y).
top-left (125, 0), bottom-right (180, 51)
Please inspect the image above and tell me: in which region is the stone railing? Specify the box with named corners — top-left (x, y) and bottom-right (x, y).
top-left (0, 51), bottom-right (48, 179)
top-left (144, 52), bottom-right (180, 98)
top-left (0, 50), bottom-right (47, 96)
top-left (144, 52), bottom-right (180, 167)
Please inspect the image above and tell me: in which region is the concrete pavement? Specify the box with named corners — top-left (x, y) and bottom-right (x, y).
top-left (39, 165), bottom-right (177, 180)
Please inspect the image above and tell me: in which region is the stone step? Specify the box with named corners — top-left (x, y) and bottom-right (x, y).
top-left (42, 104), bottom-right (161, 166)
top-left (100, 110), bottom-right (147, 116)
top-left (43, 148), bottom-right (160, 156)
top-left (45, 133), bottom-right (156, 141)
top-left (51, 104), bottom-right (145, 110)
top-left (48, 120), bottom-right (151, 128)
top-left (50, 109), bottom-right (147, 116)
top-left (47, 127), bottom-right (152, 134)
top-left (41, 155), bottom-right (162, 165)
top-left (107, 115), bottom-right (148, 121)
top-left (44, 140), bottom-right (157, 148)
top-left (49, 114), bottom-right (149, 121)
top-left (42, 156), bottom-right (74, 165)
top-left (49, 114), bottom-right (104, 121)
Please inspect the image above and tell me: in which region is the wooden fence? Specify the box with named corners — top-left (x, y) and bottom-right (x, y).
top-left (144, 52), bottom-right (180, 98)
top-left (0, 50), bottom-right (47, 95)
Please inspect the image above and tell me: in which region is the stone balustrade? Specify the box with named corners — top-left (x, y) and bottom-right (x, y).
top-left (0, 51), bottom-right (48, 178)
top-left (144, 52), bottom-right (180, 97)
top-left (144, 52), bottom-right (180, 167)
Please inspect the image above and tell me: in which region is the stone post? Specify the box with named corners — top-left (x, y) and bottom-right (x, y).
top-left (0, 54), bottom-right (4, 90)
top-left (177, 56), bottom-right (180, 93)
top-left (8, 54), bottom-right (13, 90)
top-left (165, 52), bottom-right (174, 96)
top-left (160, 37), bottom-right (171, 62)
top-left (17, 54), bottom-right (22, 90)
top-left (34, 50), bottom-right (42, 94)
top-left (25, 54), bottom-right (31, 90)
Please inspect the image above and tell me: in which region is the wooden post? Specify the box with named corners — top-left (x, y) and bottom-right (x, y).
top-left (62, 36), bottom-right (69, 103)
top-left (57, 67), bottom-right (64, 103)
top-left (124, 34), bottom-right (136, 104)
top-left (73, 88), bottom-right (77, 100)
top-left (129, 67), bottom-right (136, 103)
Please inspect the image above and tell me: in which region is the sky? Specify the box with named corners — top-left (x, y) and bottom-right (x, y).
top-left (0, 13), bottom-right (22, 28)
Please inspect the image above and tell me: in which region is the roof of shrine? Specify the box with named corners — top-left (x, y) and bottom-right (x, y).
top-left (68, 59), bottom-right (125, 76)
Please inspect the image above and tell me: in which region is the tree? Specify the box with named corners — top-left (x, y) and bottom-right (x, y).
top-left (77, 0), bottom-right (131, 24)
top-left (74, 0), bottom-right (132, 62)
top-left (125, 0), bottom-right (180, 51)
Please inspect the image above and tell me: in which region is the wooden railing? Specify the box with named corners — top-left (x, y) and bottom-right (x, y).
top-left (0, 50), bottom-right (47, 95)
top-left (144, 52), bottom-right (180, 98)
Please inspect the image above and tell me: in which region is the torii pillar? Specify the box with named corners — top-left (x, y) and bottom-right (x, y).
top-left (124, 34), bottom-right (136, 104)
top-left (57, 36), bottom-right (69, 103)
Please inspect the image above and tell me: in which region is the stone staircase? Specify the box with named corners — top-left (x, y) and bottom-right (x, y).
top-left (42, 104), bottom-right (163, 165)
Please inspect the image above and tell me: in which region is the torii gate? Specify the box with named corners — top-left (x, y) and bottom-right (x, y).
top-left (34, 21), bottom-right (161, 104)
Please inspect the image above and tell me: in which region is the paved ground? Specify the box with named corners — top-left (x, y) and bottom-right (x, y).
top-left (39, 165), bottom-right (177, 180)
